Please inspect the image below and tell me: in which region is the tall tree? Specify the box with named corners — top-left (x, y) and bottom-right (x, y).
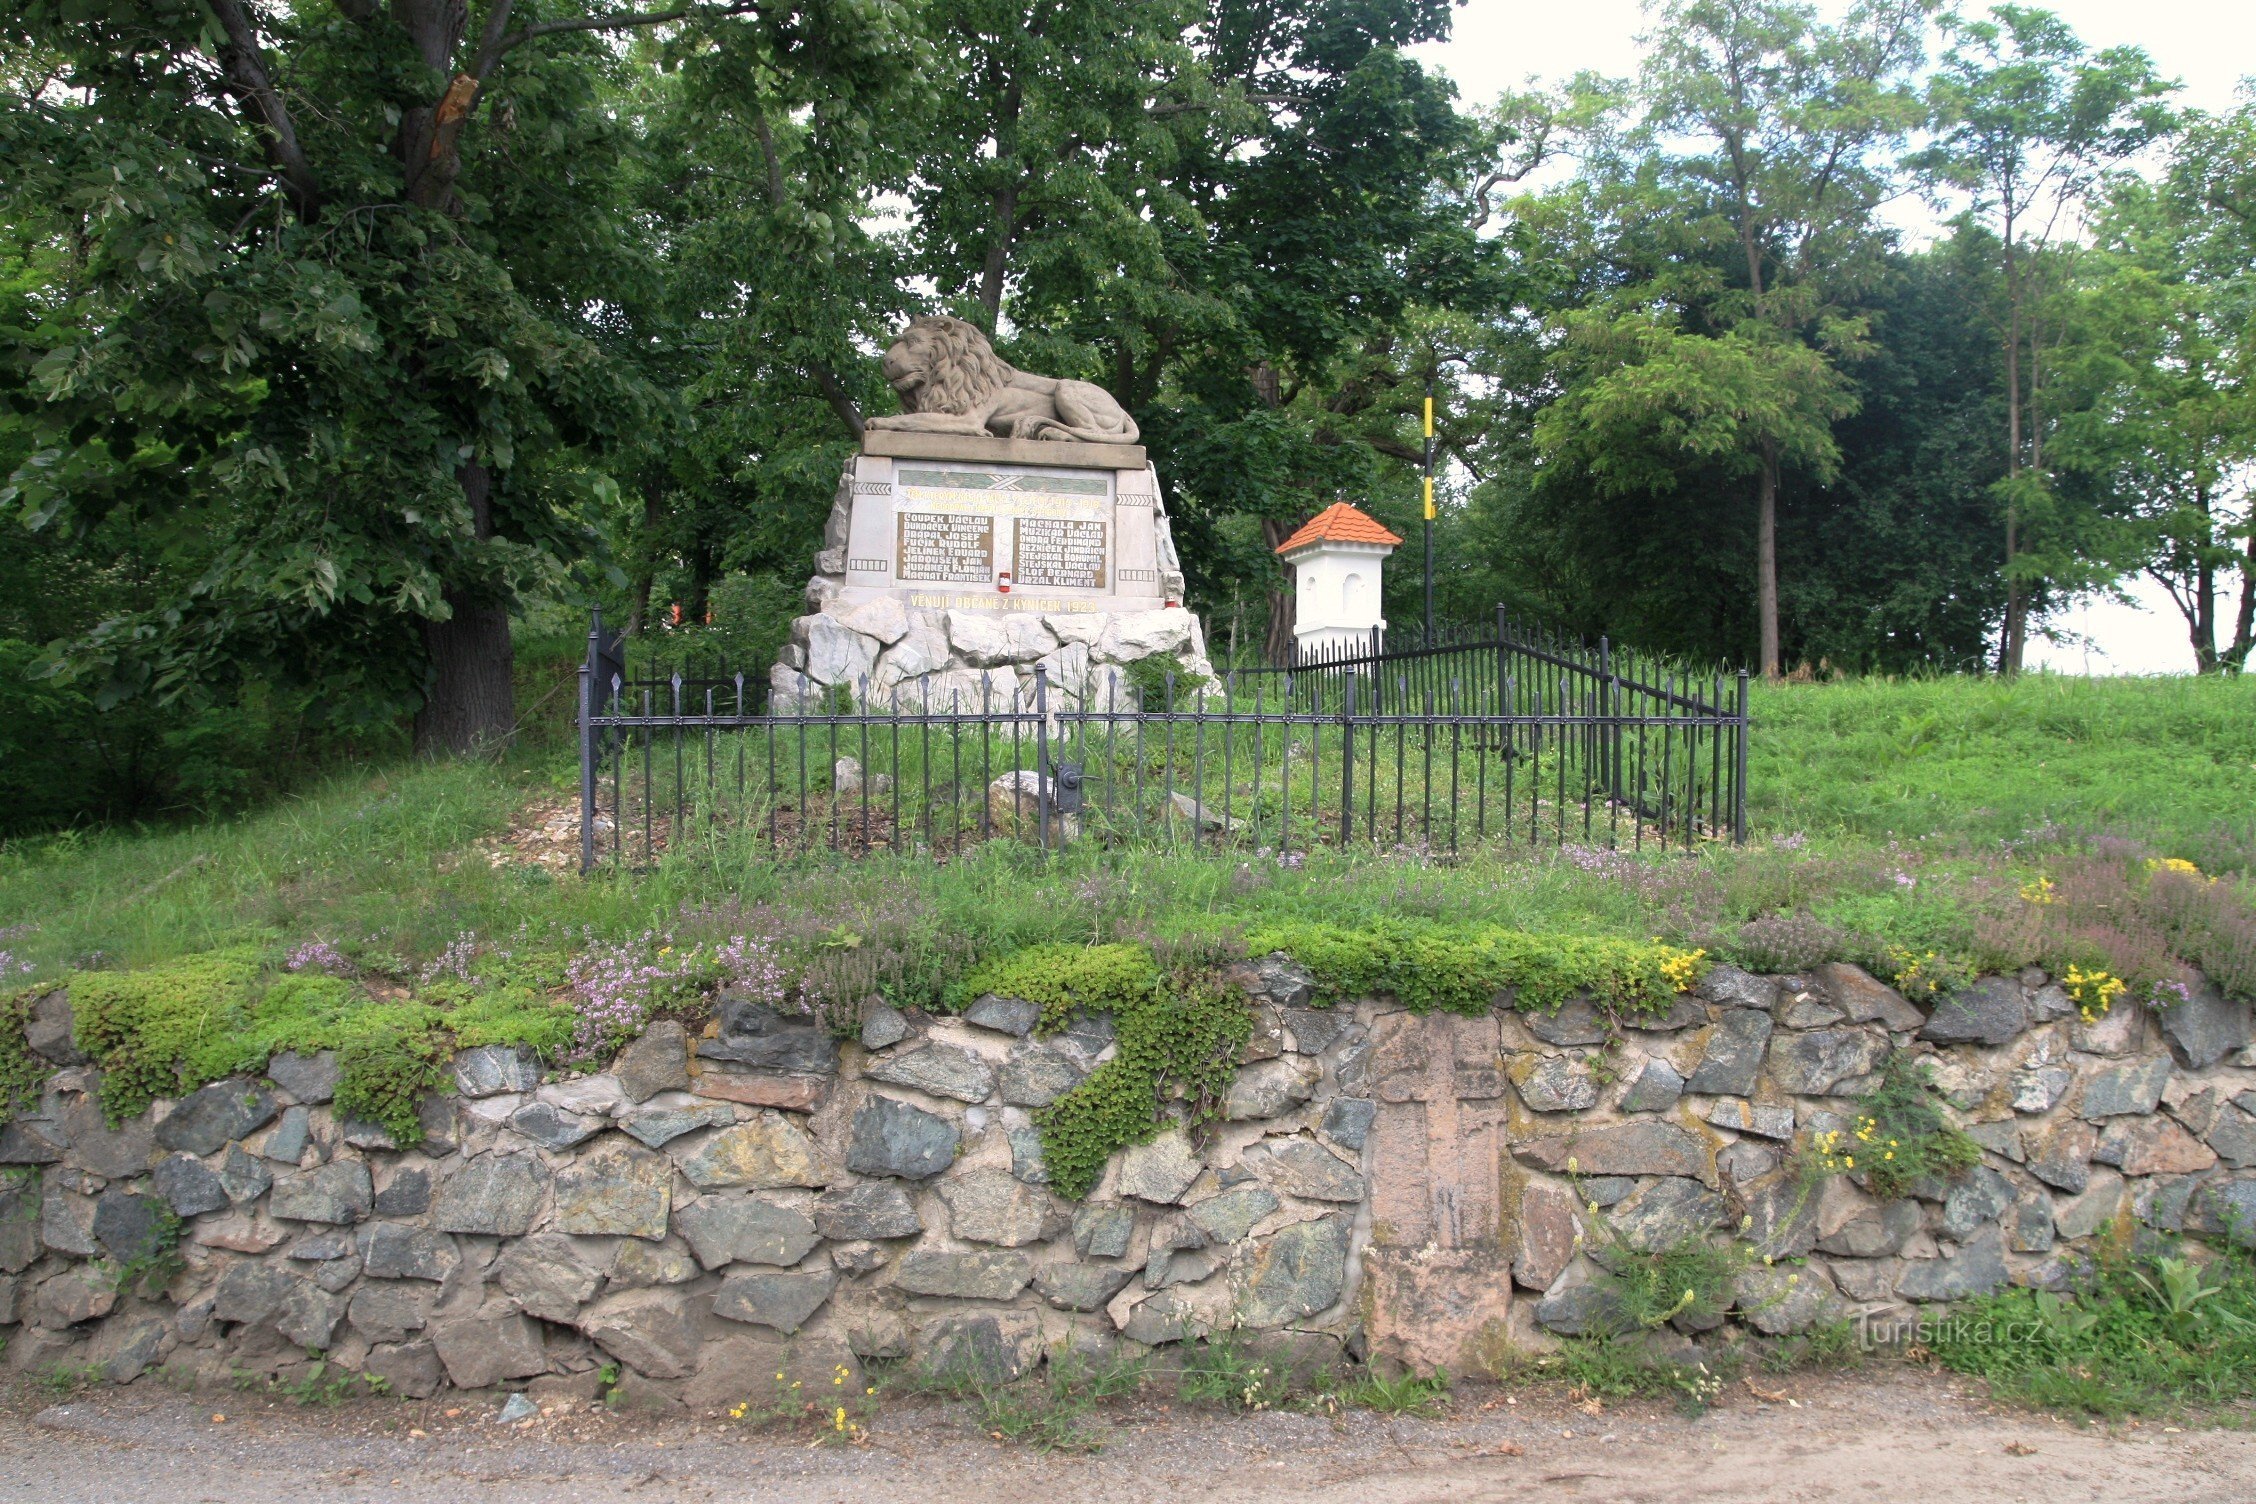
top-left (1919, 3), bottom-right (2172, 673)
top-left (2, 0), bottom-right (915, 752)
top-left (1535, 0), bottom-right (1930, 678)
top-left (2057, 96), bottom-right (2256, 672)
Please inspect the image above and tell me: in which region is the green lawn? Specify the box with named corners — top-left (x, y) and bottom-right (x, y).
top-left (1, 671), bottom-right (2251, 985)
top-left (1749, 673), bottom-right (2256, 856)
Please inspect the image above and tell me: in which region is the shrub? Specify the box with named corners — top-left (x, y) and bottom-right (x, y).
top-left (953, 943), bottom-right (1159, 1031)
top-left (1036, 970), bottom-right (1250, 1199)
top-left (1242, 919), bottom-right (1707, 1018)
top-left (1728, 912), bottom-right (1846, 973)
top-left (1807, 1052), bottom-right (1979, 1199)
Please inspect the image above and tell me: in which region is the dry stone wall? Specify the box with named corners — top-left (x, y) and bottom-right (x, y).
top-left (2, 955), bottom-right (2251, 1405)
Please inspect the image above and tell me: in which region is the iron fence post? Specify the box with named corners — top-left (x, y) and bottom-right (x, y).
top-left (1733, 669), bottom-right (1750, 844)
top-left (1339, 673), bottom-right (1356, 846)
top-left (579, 608), bottom-right (603, 873)
top-left (1034, 666), bottom-right (1051, 857)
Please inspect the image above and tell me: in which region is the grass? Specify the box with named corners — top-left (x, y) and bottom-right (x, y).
top-left (0, 672), bottom-right (2246, 1078)
top-left (1749, 674), bottom-right (2256, 854)
top-left (1931, 1243), bottom-right (2256, 1420)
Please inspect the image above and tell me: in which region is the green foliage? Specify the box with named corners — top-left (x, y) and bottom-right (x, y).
top-left (1337, 1368), bottom-right (1451, 1416)
top-left (103, 1203), bottom-right (185, 1297)
top-left (1036, 970), bottom-right (1252, 1200)
top-left (68, 952), bottom-right (265, 1123)
top-left (1934, 1244), bottom-right (2256, 1418)
top-left (1807, 1053), bottom-right (1980, 1200)
top-left (60, 946), bottom-right (572, 1145)
top-left (1118, 654), bottom-right (1210, 708)
top-left (331, 1015), bottom-right (451, 1147)
top-left (908, 1348), bottom-right (1143, 1453)
top-left (0, 986), bottom-right (50, 1118)
top-left (955, 943), bottom-right (1160, 1032)
top-left (1175, 1334), bottom-right (1300, 1412)
top-left (1750, 674), bottom-right (2256, 849)
top-left (1243, 920), bottom-right (1707, 1018)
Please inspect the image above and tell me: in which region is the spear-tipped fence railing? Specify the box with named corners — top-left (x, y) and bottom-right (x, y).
top-left (578, 606), bottom-right (1749, 871)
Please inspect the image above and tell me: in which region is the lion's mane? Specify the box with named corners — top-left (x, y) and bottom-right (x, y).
top-left (894, 315), bottom-right (1016, 415)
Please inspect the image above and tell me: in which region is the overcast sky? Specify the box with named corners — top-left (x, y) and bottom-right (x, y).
top-left (1413, 1), bottom-right (2256, 674)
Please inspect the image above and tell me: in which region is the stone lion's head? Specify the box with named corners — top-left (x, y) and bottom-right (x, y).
top-left (879, 315), bottom-right (1015, 416)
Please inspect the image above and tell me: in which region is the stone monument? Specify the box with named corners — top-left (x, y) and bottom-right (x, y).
top-left (774, 316), bottom-right (1213, 712)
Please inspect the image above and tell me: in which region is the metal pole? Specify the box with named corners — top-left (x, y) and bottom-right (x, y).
top-left (1734, 669), bottom-right (1751, 843)
top-left (1422, 379), bottom-right (1436, 642)
top-left (578, 608), bottom-right (601, 873)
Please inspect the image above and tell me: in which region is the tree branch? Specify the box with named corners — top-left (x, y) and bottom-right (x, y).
top-left (486, 1), bottom-right (765, 72)
top-left (208, 0), bottom-right (323, 219)
top-left (752, 111), bottom-right (864, 438)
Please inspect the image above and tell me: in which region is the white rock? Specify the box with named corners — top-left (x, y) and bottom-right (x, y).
top-left (1095, 607), bottom-right (1196, 663)
top-left (945, 610), bottom-right (1016, 666)
top-left (769, 663), bottom-right (818, 713)
top-left (832, 596), bottom-right (910, 645)
top-left (539, 1075), bottom-right (626, 1118)
top-left (1003, 614), bottom-right (1058, 662)
top-left (1033, 641), bottom-right (1093, 702)
top-left (1045, 612), bottom-right (1107, 647)
top-left (801, 614), bottom-right (878, 687)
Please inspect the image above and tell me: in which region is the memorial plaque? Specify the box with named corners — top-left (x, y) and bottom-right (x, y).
top-left (897, 510), bottom-right (994, 583)
top-left (1014, 517), bottom-right (1108, 590)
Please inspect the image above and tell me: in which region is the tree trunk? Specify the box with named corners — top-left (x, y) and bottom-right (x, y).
top-left (1757, 442), bottom-right (1781, 681)
top-left (2228, 527), bottom-right (2256, 674)
top-left (2000, 229), bottom-right (2025, 676)
top-left (414, 460), bottom-right (515, 756)
top-left (2192, 483), bottom-right (2219, 672)
top-left (625, 481), bottom-right (662, 636)
top-left (1261, 517), bottom-right (1295, 667)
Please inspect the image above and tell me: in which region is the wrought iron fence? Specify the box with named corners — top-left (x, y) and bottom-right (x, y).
top-left (577, 608), bottom-right (1750, 870)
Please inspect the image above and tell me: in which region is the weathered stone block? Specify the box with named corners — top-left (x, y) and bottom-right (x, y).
top-left (554, 1136), bottom-right (672, 1239)
top-left (1000, 1043), bottom-right (1086, 1108)
top-left (1225, 1057), bottom-right (1317, 1120)
top-left (153, 1153), bottom-right (229, 1218)
top-left (676, 1194), bottom-right (820, 1269)
top-left (863, 1042), bottom-right (996, 1103)
top-left (453, 1046), bottom-right (541, 1098)
top-left (612, 1021), bottom-right (691, 1103)
top-left (675, 1114), bottom-right (827, 1190)
top-left (699, 997), bottom-right (838, 1075)
top-left (1512, 1054), bottom-right (1599, 1113)
top-left (963, 995), bottom-right (1041, 1037)
top-left (430, 1306), bottom-right (549, 1389)
top-left (813, 1181), bottom-right (922, 1241)
top-left (844, 1095), bottom-right (959, 1181)
top-left (1116, 1127), bottom-right (1203, 1204)
top-left (1683, 1009), bottom-right (1772, 1096)
top-left (2080, 1056), bottom-right (2172, 1120)
top-left (432, 1154), bottom-right (547, 1236)
top-left (1252, 1138), bottom-right (1364, 1203)
top-left (266, 1050), bottom-right (341, 1104)
top-left (1920, 979), bottom-right (2029, 1047)
top-left (712, 1268), bottom-right (838, 1334)
top-left (270, 1160), bottom-right (373, 1225)
top-left (892, 1249), bottom-right (1032, 1300)
top-left (1767, 1028), bottom-right (1888, 1096)
top-left (1514, 1122), bottom-right (1708, 1180)
top-left (1036, 1263), bottom-right (1137, 1312)
top-left (155, 1080), bottom-right (279, 1157)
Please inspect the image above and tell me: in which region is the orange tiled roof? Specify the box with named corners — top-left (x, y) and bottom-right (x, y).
top-left (1273, 502), bottom-right (1404, 555)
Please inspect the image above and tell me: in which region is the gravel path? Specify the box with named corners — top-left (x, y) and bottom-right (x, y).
top-left (2, 1367), bottom-right (2250, 1504)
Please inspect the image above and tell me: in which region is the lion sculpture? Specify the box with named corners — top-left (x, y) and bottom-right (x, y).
top-left (865, 315), bottom-right (1140, 445)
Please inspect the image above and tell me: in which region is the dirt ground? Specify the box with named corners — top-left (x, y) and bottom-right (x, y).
top-left (2, 1366), bottom-right (2250, 1504)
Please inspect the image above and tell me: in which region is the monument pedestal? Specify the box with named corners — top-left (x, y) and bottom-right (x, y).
top-left (775, 434), bottom-right (1211, 711)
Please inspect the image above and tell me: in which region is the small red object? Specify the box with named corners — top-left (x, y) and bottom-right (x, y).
top-left (997, 570), bottom-right (1012, 594)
